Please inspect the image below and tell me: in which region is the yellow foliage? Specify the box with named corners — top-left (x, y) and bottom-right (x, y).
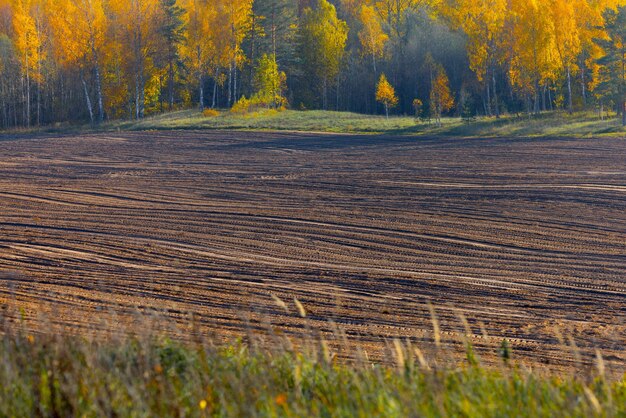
top-left (12, 0), bottom-right (45, 83)
top-left (441, 0), bottom-right (507, 82)
top-left (430, 64), bottom-right (454, 125)
top-left (508, 0), bottom-right (559, 96)
top-left (231, 94), bottom-right (287, 115)
top-left (358, 4), bottom-right (388, 70)
top-left (231, 96), bottom-right (252, 114)
top-left (182, 0), bottom-right (252, 81)
top-left (300, 0), bottom-right (349, 87)
top-left (181, 0), bottom-right (215, 78)
top-left (372, 0), bottom-right (425, 34)
top-left (104, 0), bottom-right (164, 118)
top-left (47, 0), bottom-right (106, 68)
top-left (202, 108), bottom-right (219, 117)
top-left (412, 98), bottom-right (423, 117)
top-left (253, 54), bottom-right (287, 109)
top-left (0, 0), bottom-right (623, 127)
top-left (144, 71), bottom-right (163, 114)
top-left (376, 73), bottom-right (398, 117)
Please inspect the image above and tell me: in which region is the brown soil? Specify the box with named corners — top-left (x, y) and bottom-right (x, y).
top-left (0, 131), bottom-right (624, 372)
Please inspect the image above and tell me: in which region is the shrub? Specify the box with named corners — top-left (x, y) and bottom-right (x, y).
top-left (231, 96), bottom-right (252, 114)
top-left (202, 108), bottom-right (220, 118)
top-left (231, 54), bottom-right (288, 116)
top-left (231, 95), bottom-right (287, 116)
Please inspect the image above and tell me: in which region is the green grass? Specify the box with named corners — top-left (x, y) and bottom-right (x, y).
top-left (102, 108), bottom-right (626, 138)
top-left (3, 108), bottom-right (624, 138)
top-left (108, 109), bottom-right (421, 134)
top-left (0, 328), bottom-right (624, 417)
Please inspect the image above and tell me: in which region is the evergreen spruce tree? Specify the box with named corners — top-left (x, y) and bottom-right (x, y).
top-left (159, 0), bottom-right (186, 111)
top-left (595, 6), bottom-right (626, 126)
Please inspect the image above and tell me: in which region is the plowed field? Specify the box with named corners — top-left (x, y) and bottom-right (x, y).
top-left (1, 131), bottom-right (624, 371)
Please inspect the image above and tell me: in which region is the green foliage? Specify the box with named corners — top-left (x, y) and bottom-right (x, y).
top-left (412, 98), bottom-right (423, 117)
top-left (249, 0), bottom-right (298, 67)
top-left (460, 89), bottom-right (476, 123)
top-left (297, 0), bottom-right (349, 109)
top-left (157, 0), bottom-right (187, 110)
top-left (594, 5), bottom-right (626, 126)
top-left (232, 54), bottom-right (287, 114)
top-left (0, 331), bottom-right (623, 417)
top-left (159, 0), bottom-right (186, 48)
top-left (3, 0), bottom-right (626, 129)
top-left (499, 339), bottom-right (512, 364)
top-left (253, 54), bottom-right (287, 108)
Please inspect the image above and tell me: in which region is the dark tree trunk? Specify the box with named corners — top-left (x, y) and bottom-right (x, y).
top-left (169, 60), bottom-right (175, 111)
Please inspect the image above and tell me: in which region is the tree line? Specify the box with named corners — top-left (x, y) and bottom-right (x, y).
top-left (0, 0), bottom-right (625, 129)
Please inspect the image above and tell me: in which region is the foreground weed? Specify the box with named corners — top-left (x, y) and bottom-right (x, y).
top-left (0, 330), bottom-right (623, 417)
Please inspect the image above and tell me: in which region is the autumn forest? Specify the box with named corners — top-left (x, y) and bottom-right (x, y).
top-left (1, 0), bottom-right (626, 129)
